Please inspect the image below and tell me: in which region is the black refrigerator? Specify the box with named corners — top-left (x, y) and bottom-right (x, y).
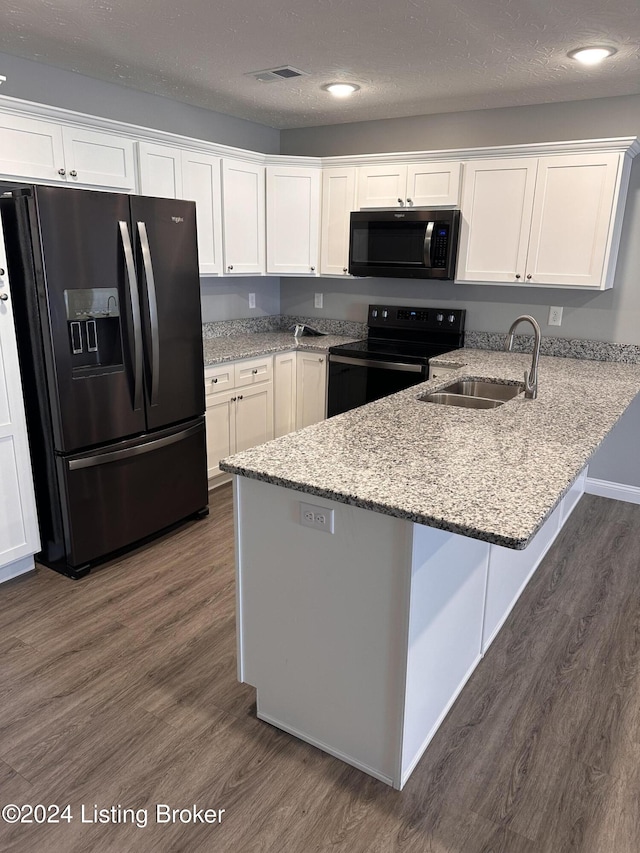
top-left (1, 185), bottom-right (208, 578)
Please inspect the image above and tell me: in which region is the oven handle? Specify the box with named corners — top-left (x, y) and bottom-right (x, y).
top-left (330, 354), bottom-right (424, 373)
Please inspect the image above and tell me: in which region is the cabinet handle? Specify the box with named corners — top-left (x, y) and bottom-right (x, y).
top-left (515, 274), bottom-right (521, 279)
top-left (252, 368), bottom-right (258, 374)
top-left (237, 394), bottom-right (243, 401)
top-left (342, 267), bottom-right (348, 273)
top-left (70, 170), bottom-right (77, 178)
top-left (397, 198), bottom-right (404, 206)
top-left (231, 396), bottom-right (236, 402)
top-left (211, 377), bottom-right (218, 384)
top-left (526, 274), bottom-right (532, 280)
top-left (0, 293), bottom-right (8, 302)
top-left (310, 266), bottom-right (315, 272)
top-left (0, 268), bottom-right (5, 276)
top-left (318, 357), bottom-right (323, 362)
top-left (58, 168), bottom-right (66, 176)
top-left (228, 265), bottom-right (234, 271)
top-left (406, 197), bottom-right (413, 205)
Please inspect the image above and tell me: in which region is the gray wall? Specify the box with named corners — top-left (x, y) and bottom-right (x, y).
top-left (0, 50), bottom-right (280, 154)
top-left (281, 94), bottom-right (640, 488)
top-left (200, 277), bottom-right (280, 321)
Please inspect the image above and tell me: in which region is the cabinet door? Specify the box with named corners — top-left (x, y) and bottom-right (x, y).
top-left (274, 351), bottom-right (297, 437)
top-left (266, 166), bottom-right (320, 275)
top-left (235, 383), bottom-right (274, 453)
top-left (456, 158), bottom-right (538, 283)
top-left (406, 162), bottom-right (462, 207)
top-left (526, 153), bottom-right (621, 288)
top-left (61, 127), bottom-right (136, 190)
top-left (138, 142), bottom-right (183, 198)
top-left (296, 352), bottom-right (327, 430)
top-left (320, 167), bottom-right (356, 276)
top-left (205, 390), bottom-right (235, 481)
top-left (221, 159), bottom-right (265, 275)
top-left (356, 164), bottom-right (407, 208)
top-left (0, 113), bottom-right (65, 182)
top-left (0, 242), bottom-right (40, 571)
top-left (182, 151), bottom-right (223, 275)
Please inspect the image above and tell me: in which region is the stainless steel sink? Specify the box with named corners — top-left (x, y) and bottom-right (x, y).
top-left (419, 379), bottom-right (523, 409)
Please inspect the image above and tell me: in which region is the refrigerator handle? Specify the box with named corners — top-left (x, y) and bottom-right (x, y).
top-left (119, 220), bottom-right (144, 411)
top-left (137, 221), bottom-right (160, 408)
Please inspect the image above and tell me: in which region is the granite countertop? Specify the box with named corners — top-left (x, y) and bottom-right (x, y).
top-left (220, 348), bottom-right (640, 549)
top-left (203, 331), bottom-right (362, 366)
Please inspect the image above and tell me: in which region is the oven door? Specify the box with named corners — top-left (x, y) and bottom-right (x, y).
top-left (328, 354), bottom-right (428, 417)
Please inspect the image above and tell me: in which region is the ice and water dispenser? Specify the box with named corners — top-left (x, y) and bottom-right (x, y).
top-left (64, 288), bottom-right (124, 374)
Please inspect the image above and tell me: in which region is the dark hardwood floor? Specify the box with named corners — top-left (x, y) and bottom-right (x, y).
top-left (1, 487), bottom-right (640, 852)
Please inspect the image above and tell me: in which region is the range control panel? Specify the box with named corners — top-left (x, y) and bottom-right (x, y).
top-left (368, 305), bottom-right (466, 334)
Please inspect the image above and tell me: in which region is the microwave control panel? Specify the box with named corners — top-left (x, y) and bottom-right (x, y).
top-left (432, 225), bottom-right (450, 268)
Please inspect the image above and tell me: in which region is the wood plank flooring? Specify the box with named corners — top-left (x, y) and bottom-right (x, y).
top-left (1, 488), bottom-right (640, 851)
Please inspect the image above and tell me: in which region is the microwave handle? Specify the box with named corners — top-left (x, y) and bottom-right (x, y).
top-left (423, 221), bottom-right (434, 268)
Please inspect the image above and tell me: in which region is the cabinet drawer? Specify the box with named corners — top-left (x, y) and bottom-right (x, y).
top-left (204, 364), bottom-right (234, 395)
top-left (235, 355), bottom-right (273, 387)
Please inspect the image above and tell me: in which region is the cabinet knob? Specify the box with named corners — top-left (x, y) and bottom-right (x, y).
top-left (515, 274), bottom-right (521, 279)
top-left (318, 357), bottom-right (323, 362)
top-left (252, 368), bottom-right (258, 374)
top-left (406, 197), bottom-right (413, 205)
top-left (526, 274), bottom-right (532, 280)
top-left (397, 198), bottom-right (404, 206)
top-left (0, 293), bottom-right (8, 302)
top-left (0, 268), bottom-right (5, 276)
top-left (343, 267), bottom-right (348, 273)
top-left (70, 170), bottom-right (77, 178)
top-left (228, 265), bottom-right (233, 271)
top-left (237, 394), bottom-right (243, 400)
top-left (231, 396), bottom-right (236, 402)
top-left (211, 377), bottom-right (218, 384)
top-left (58, 168), bottom-right (66, 176)
top-left (310, 266), bottom-right (315, 272)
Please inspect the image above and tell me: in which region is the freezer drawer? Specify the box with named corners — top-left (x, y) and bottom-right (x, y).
top-left (57, 418), bottom-right (208, 572)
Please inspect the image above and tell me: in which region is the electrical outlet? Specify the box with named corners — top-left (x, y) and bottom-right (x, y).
top-left (300, 501), bottom-right (334, 533)
top-left (314, 292), bottom-right (323, 309)
top-left (249, 292), bottom-right (256, 309)
top-left (548, 306), bottom-right (563, 326)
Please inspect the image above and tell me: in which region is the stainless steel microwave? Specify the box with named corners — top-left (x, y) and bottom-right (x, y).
top-left (348, 208), bottom-right (460, 279)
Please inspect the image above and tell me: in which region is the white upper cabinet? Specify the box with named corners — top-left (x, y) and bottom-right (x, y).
top-left (456, 158), bottom-right (538, 284)
top-left (357, 162), bottom-right (461, 208)
top-left (0, 114), bottom-right (135, 190)
top-left (138, 142), bottom-right (223, 275)
top-left (266, 165), bottom-right (320, 275)
top-left (221, 159), bottom-right (266, 275)
top-left (457, 152), bottom-right (626, 289)
top-left (320, 167), bottom-right (356, 276)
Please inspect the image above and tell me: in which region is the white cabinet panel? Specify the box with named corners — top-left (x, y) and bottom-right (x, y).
top-left (357, 164), bottom-right (407, 208)
top-left (205, 390), bottom-right (235, 481)
top-left (274, 351), bottom-right (297, 437)
top-left (296, 351), bottom-right (327, 430)
top-left (456, 158), bottom-right (538, 283)
top-left (407, 162), bottom-right (461, 207)
top-left (526, 154), bottom-right (620, 287)
top-left (0, 114), bottom-right (65, 182)
top-left (320, 167), bottom-right (356, 276)
top-left (182, 151), bottom-right (223, 275)
top-left (235, 384), bottom-right (274, 453)
top-left (61, 127), bottom-right (136, 190)
top-left (266, 166), bottom-right (320, 275)
top-left (221, 159), bottom-right (265, 275)
top-left (138, 142), bottom-right (183, 198)
top-left (0, 238), bottom-right (40, 573)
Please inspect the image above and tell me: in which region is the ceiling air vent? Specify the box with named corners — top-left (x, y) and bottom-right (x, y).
top-left (247, 66), bottom-right (309, 84)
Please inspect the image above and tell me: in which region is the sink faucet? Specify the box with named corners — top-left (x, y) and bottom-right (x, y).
top-left (504, 315), bottom-right (541, 399)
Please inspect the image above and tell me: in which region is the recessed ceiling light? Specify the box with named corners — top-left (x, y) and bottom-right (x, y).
top-left (322, 83), bottom-right (360, 98)
top-left (568, 46), bottom-right (617, 65)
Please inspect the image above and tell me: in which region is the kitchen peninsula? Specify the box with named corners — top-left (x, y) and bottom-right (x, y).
top-left (220, 349), bottom-right (640, 789)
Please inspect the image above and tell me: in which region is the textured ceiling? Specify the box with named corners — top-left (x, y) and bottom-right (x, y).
top-left (0, 0), bottom-right (639, 129)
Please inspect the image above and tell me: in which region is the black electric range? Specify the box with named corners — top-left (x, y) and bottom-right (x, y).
top-left (327, 304), bottom-right (465, 416)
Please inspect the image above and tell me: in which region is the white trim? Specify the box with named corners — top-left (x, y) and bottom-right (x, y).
top-left (0, 555), bottom-right (35, 584)
top-left (585, 477), bottom-right (640, 505)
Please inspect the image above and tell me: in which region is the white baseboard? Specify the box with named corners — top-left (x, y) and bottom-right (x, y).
top-left (0, 554), bottom-right (35, 584)
top-left (585, 477), bottom-right (640, 505)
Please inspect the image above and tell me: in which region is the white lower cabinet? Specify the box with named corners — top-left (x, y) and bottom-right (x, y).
top-left (296, 351), bottom-right (327, 429)
top-left (274, 351), bottom-right (297, 438)
top-left (0, 230), bottom-right (40, 583)
top-left (205, 355), bottom-right (274, 485)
